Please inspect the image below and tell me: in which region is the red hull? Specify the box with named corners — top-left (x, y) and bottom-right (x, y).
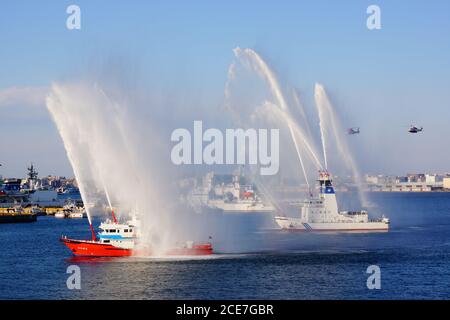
top-left (61, 237), bottom-right (213, 257)
top-left (165, 244), bottom-right (213, 256)
top-left (61, 238), bottom-right (133, 257)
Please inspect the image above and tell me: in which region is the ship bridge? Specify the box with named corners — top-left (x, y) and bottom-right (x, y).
top-left (318, 171), bottom-right (335, 195)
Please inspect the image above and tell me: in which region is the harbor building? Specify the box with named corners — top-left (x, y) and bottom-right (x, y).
top-left (365, 173), bottom-right (447, 192)
top-left (444, 177), bottom-right (450, 190)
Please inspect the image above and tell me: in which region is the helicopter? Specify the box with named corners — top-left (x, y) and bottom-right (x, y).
top-left (347, 127), bottom-right (360, 135)
top-left (408, 125), bottom-right (423, 133)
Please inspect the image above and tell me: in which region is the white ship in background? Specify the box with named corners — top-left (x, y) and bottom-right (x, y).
top-left (189, 172), bottom-right (275, 213)
top-left (54, 202), bottom-right (86, 219)
top-left (275, 171), bottom-right (389, 231)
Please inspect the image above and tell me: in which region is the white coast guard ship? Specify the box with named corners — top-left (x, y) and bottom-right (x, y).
top-left (274, 171), bottom-right (389, 232)
top-left (207, 185), bottom-right (275, 213)
top-left (190, 172), bottom-right (275, 213)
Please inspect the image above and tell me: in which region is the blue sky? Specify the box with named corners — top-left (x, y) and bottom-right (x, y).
top-left (1, 0), bottom-right (450, 177)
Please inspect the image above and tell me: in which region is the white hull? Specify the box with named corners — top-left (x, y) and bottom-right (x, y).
top-left (274, 216), bottom-right (389, 232)
top-left (274, 171), bottom-right (390, 232)
top-left (208, 200), bottom-right (275, 213)
top-left (68, 212), bottom-right (84, 218)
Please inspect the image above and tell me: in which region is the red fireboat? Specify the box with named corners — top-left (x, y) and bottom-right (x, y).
top-left (61, 210), bottom-right (213, 257)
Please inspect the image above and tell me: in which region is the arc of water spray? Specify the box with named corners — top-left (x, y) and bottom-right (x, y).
top-left (101, 178), bottom-right (118, 224)
top-left (314, 83), bottom-right (368, 207)
top-left (285, 114), bottom-right (310, 187)
top-left (96, 86), bottom-right (142, 225)
top-left (278, 106), bottom-right (323, 173)
top-left (292, 88), bottom-right (314, 141)
top-left (96, 85), bottom-right (171, 249)
top-left (46, 85), bottom-right (96, 241)
top-left (233, 48), bottom-right (325, 187)
top-left (316, 85), bottom-right (328, 170)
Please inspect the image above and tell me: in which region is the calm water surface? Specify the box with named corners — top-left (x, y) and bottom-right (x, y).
top-left (1, 192), bottom-right (449, 299)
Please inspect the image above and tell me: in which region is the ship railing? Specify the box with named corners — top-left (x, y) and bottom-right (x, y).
top-left (370, 216), bottom-right (390, 223)
top-left (340, 210), bottom-right (368, 216)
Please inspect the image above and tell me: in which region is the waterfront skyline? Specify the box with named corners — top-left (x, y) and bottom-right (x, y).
top-left (1, 1), bottom-right (450, 177)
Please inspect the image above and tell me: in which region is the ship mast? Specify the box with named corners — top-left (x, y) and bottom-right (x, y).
top-left (102, 180), bottom-right (118, 224)
top-left (27, 163), bottom-right (38, 190)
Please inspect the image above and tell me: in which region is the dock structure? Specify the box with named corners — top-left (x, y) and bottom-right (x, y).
top-left (0, 208), bottom-right (37, 223)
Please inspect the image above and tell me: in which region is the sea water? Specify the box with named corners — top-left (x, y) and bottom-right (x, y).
top-left (0, 192), bottom-right (449, 299)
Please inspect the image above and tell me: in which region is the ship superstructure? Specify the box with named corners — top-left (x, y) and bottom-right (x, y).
top-left (275, 171), bottom-right (389, 231)
top-left (190, 172), bottom-right (275, 213)
top-left (61, 212), bottom-right (213, 257)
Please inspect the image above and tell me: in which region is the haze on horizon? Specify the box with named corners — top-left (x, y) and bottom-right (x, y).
top-left (1, 0), bottom-right (449, 178)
